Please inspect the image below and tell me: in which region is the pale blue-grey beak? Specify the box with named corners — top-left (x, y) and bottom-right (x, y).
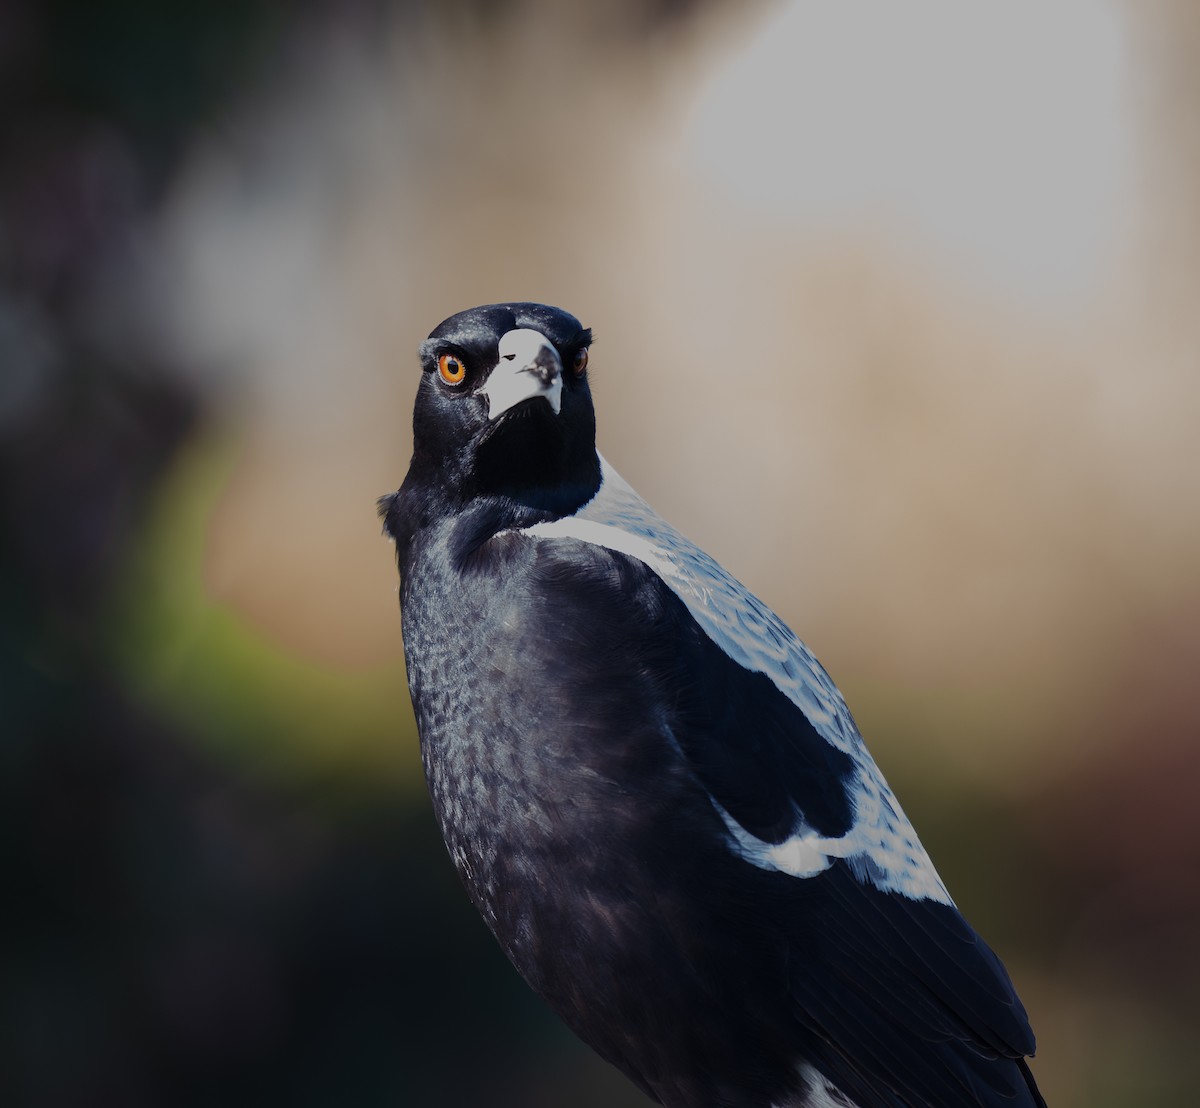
top-left (481, 328), bottom-right (563, 420)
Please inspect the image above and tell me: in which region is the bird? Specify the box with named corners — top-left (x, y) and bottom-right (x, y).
top-left (379, 302), bottom-right (1046, 1108)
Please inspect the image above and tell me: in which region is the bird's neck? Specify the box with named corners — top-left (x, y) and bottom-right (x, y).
top-left (384, 445), bottom-right (602, 566)
top-left (385, 477), bottom-right (600, 577)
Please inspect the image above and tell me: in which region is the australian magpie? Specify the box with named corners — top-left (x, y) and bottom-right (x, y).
top-left (380, 302), bottom-right (1046, 1108)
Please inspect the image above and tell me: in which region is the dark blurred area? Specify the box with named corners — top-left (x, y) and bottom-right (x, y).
top-left (0, 2), bottom-right (656, 1105)
top-left (2, 1), bottom-right (1198, 1105)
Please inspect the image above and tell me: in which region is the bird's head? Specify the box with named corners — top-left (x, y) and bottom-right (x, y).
top-left (407, 302), bottom-right (600, 516)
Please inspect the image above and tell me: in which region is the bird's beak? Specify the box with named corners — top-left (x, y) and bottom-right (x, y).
top-left (481, 328), bottom-right (563, 420)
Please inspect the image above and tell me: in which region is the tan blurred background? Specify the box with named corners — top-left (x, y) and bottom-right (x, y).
top-left (4, 1), bottom-right (1198, 1105)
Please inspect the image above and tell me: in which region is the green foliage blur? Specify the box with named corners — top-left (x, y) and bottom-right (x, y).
top-left (0, 2), bottom-right (647, 1104)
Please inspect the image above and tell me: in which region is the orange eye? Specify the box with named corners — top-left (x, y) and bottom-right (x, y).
top-left (438, 354), bottom-right (466, 386)
top-left (572, 347), bottom-right (589, 376)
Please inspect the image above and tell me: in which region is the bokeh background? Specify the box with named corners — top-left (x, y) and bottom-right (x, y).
top-left (4, 1), bottom-right (1198, 1104)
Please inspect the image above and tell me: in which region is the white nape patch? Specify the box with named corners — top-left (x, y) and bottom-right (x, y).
top-left (513, 455), bottom-right (953, 906)
top-left (481, 328), bottom-right (562, 419)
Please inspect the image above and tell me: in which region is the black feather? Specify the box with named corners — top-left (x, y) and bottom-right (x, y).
top-left (382, 303), bottom-right (1046, 1108)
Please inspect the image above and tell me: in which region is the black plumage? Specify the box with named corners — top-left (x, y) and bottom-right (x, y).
top-left (380, 302), bottom-right (1045, 1108)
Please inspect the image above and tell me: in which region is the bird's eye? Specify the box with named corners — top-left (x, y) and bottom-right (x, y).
top-left (438, 354), bottom-right (466, 386)
top-left (572, 347), bottom-right (589, 377)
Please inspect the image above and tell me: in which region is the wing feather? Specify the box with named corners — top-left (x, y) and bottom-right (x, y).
top-left (520, 456), bottom-right (950, 904)
top-left (509, 457), bottom-right (1043, 1107)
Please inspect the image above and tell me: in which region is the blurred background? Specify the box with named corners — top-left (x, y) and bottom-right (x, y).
top-left (3, 0), bottom-right (1198, 1104)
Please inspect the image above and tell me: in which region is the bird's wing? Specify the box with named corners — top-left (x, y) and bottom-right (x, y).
top-left (516, 455), bottom-right (1044, 1108)
top-left (520, 455), bottom-right (949, 903)
top-left (791, 867), bottom-right (1045, 1108)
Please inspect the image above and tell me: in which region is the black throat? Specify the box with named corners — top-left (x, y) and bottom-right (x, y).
top-left (380, 440), bottom-right (601, 573)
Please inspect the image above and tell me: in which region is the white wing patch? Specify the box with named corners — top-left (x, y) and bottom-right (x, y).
top-left (514, 455), bottom-right (952, 906)
top-left (792, 1064), bottom-right (862, 1108)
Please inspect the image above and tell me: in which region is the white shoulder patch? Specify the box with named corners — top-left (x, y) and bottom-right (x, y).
top-left (514, 455), bottom-right (952, 906)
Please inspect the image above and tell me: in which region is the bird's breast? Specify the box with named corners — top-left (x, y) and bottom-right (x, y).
top-left (398, 529), bottom-right (726, 978)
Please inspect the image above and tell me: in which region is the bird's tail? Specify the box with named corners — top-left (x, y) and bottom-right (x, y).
top-left (1017, 1058), bottom-right (1048, 1108)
